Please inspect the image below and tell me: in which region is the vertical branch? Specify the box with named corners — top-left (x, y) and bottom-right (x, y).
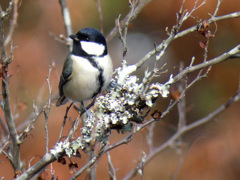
top-left (212, 0), bottom-right (223, 17)
top-left (107, 151), bottom-right (116, 180)
top-left (173, 62), bottom-right (187, 180)
top-left (59, 0), bottom-right (73, 51)
top-left (0, 113), bottom-right (8, 134)
top-left (146, 123), bottom-right (155, 152)
top-left (0, 0), bottom-right (22, 173)
top-left (58, 103), bottom-right (73, 142)
top-left (87, 149), bottom-right (96, 180)
top-left (44, 66), bottom-right (53, 153)
top-left (4, 0), bottom-right (19, 47)
top-left (117, 0), bottom-right (138, 62)
top-left (177, 62), bottom-right (187, 129)
top-left (96, 0), bottom-right (104, 33)
top-left (107, 0), bottom-right (152, 41)
top-left (1, 25), bottom-right (22, 175)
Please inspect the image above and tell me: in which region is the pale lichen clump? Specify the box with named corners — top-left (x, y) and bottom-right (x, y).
top-left (78, 69), bottom-right (173, 148)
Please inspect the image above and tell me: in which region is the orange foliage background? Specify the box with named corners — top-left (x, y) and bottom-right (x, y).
top-left (0, 0), bottom-right (240, 179)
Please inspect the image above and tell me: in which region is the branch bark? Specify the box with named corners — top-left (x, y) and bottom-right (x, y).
top-left (0, 0), bottom-right (21, 173)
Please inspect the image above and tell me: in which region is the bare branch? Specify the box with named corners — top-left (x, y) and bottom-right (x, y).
top-left (117, 0), bottom-right (141, 63)
top-left (44, 66), bottom-right (53, 153)
top-left (107, 0), bottom-right (152, 41)
top-left (59, 0), bottom-right (72, 36)
top-left (16, 153), bottom-right (56, 180)
top-left (17, 93), bottom-right (58, 142)
top-left (135, 0), bottom-right (204, 69)
top-left (107, 151), bottom-right (117, 180)
top-left (175, 11), bottom-right (240, 39)
top-left (146, 123), bottom-right (155, 152)
top-left (95, 0), bottom-right (104, 33)
top-left (4, 0), bottom-right (19, 48)
top-left (69, 154), bottom-right (99, 180)
top-left (59, 0), bottom-right (73, 50)
top-left (0, 113), bottom-right (8, 135)
top-left (0, 0), bottom-right (22, 173)
top-left (212, 0), bottom-right (223, 17)
top-left (123, 88), bottom-right (240, 180)
top-left (172, 44), bottom-right (240, 85)
top-left (177, 63), bottom-right (187, 130)
top-left (135, 11), bottom-right (240, 70)
top-left (58, 103), bottom-right (73, 142)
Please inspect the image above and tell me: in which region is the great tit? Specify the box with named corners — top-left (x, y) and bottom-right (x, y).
top-left (56, 28), bottom-right (113, 107)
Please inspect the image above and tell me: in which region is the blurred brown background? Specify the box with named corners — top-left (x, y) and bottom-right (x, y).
top-left (0, 0), bottom-right (240, 179)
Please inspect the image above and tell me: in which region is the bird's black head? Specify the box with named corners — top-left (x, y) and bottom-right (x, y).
top-left (70, 28), bottom-right (108, 57)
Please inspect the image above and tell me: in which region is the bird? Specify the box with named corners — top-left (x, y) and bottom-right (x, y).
top-left (56, 28), bottom-right (113, 113)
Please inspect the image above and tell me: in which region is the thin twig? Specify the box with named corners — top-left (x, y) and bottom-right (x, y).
top-left (119, 0), bottom-right (139, 61)
top-left (135, 0), bottom-right (202, 69)
top-left (146, 123), bottom-right (155, 152)
top-left (107, 151), bottom-right (117, 180)
top-left (107, 0), bottom-right (152, 41)
top-left (177, 62), bottom-right (187, 130)
top-left (4, 0), bottom-right (19, 48)
top-left (65, 114), bottom-right (81, 142)
top-left (175, 11), bottom-right (240, 39)
top-left (96, 0), bottom-right (104, 34)
top-left (17, 93), bottom-right (58, 133)
top-left (171, 44), bottom-right (240, 85)
top-left (58, 103), bottom-right (73, 142)
top-left (70, 155), bottom-right (99, 180)
top-left (59, 0), bottom-right (73, 51)
top-left (44, 66), bottom-right (53, 153)
top-left (212, 0), bottom-right (223, 17)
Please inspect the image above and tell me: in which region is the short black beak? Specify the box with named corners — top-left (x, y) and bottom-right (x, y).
top-left (69, 34), bottom-right (79, 42)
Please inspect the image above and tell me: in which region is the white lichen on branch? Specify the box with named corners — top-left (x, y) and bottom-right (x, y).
top-left (79, 66), bottom-right (173, 149)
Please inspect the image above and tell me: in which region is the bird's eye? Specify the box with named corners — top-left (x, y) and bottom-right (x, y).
top-left (85, 37), bottom-right (90, 41)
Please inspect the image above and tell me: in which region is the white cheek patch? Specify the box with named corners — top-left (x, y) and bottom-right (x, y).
top-left (80, 41), bottom-right (105, 56)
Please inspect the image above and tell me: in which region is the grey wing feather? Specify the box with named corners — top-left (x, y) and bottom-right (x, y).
top-left (56, 55), bottom-right (73, 106)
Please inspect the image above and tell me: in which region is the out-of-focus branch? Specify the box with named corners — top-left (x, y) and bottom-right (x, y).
top-left (96, 0), bottom-right (103, 33)
top-left (59, 0), bottom-right (73, 51)
top-left (4, 0), bottom-right (19, 47)
top-left (17, 93), bottom-right (58, 142)
top-left (59, 0), bottom-right (72, 36)
top-left (177, 63), bottom-right (187, 130)
top-left (107, 151), bottom-right (117, 180)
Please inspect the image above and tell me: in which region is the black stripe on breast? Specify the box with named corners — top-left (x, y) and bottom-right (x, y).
top-left (87, 57), bottom-right (105, 98)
